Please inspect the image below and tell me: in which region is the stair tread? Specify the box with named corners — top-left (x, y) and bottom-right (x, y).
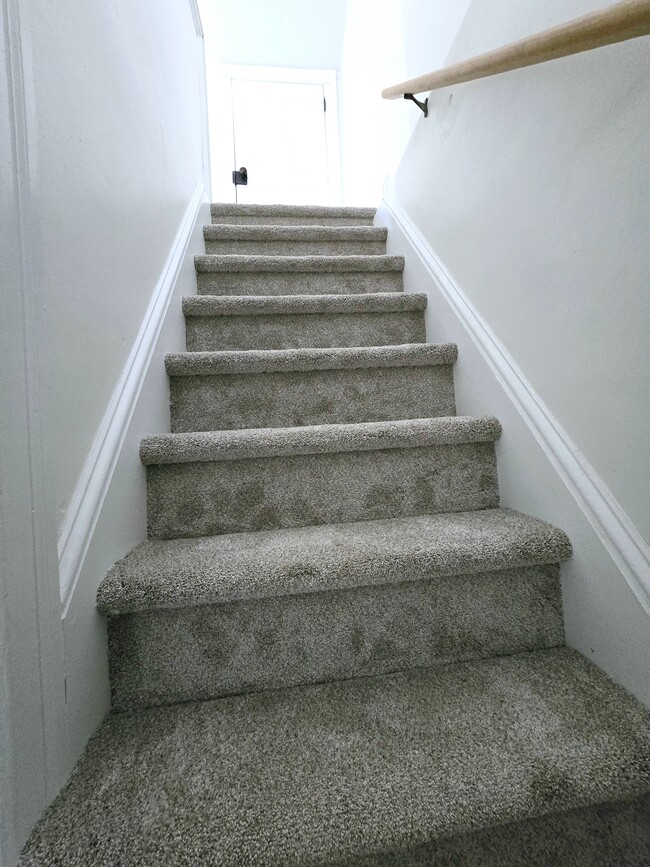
top-left (165, 343), bottom-right (457, 377)
top-left (140, 416), bottom-right (501, 465)
top-left (98, 507), bottom-right (571, 615)
top-left (211, 203), bottom-right (376, 219)
top-left (183, 291), bottom-right (423, 317)
top-left (195, 254), bottom-right (404, 272)
top-left (205, 224), bottom-right (387, 241)
top-left (19, 648), bottom-right (650, 866)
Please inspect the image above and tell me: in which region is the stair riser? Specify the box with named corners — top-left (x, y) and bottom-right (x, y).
top-left (205, 240), bottom-right (386, 256)
top-left (108, 564), bottom-right (564, 711)
top-left (169, 366), bottom-right (456, 432)
top-left (211, 215), bottom-right (375, 226)
top-left (146, 442), bottom-right (499, 539)
top-left (332, 794), bottom-right (650, 867)
top-left (185, 310), bottom-right (426, 351)
top-left (196, 271), bottom-right (403, 296)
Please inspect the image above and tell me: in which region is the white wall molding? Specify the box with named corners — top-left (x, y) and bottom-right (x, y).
top-left (1, 0), bottom-right (67, 858)
top-left (383, 189), bottom-right (650, 616)
top-left (58, 182), bottom-right (205, 613)
top-left (197, 37), bottom-right (211, 198)
top-left (188, 0), bottom-right (204, 37)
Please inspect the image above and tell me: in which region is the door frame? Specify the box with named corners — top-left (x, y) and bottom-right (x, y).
top-left (209, 65), bottom-right (342, 205)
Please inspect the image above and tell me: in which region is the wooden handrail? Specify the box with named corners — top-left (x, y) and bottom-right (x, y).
top-left (382, 0), bottom-right (650, 101)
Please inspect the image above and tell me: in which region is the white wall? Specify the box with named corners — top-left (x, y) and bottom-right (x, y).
top-left (378, 199), bottom-right (650, 706)
top-left (28, 0), bottom-right (207, 532)
top-left (1, 0), bottom-right (209, 862)
top-left (384, 0), bottom-right (650, 700)
top-left (1, 9), bottom-right (65, 862)
top-left (338, 0), bottom-right (471, 205)
top-left (199, 0), bottom-right (348, 69)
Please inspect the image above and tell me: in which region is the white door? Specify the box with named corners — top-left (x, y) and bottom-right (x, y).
top-left (230, 78), bottom-right (335, 205)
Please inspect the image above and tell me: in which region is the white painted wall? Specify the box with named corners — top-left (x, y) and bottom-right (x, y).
top-left (27, 0), bottom-right (207, 532)
top-left (378, 198), bottom-right (650, 706)
top-left (1, 9), bottom-right (66, 863)
top-left (383, 0), bottom-right (650, 700)
top-left (1, 0), bottom-right (209, 862)
top-left (199, 0), bottom-right (348, 69)
top-left (338, 0), bottom-right (471, 205)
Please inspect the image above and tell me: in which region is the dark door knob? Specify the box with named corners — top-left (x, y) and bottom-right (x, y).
top-left (232, 166), bottom-right (248, 185)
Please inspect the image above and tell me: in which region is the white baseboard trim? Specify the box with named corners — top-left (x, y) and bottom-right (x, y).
top-left (58, 182), bottom-right (205, 612)
top-left (382, 190), bottom-right (650, 616)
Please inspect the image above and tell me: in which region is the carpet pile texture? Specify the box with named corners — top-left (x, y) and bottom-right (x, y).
top-left (20, 202), bottom-right (650, 865)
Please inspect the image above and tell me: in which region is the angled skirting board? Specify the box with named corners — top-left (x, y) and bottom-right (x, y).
top-left (58, 182), bottom-right (206, 612)
top-left (60, 183), bottom-right (209, 776)
top-left (377, 191), bottom-right (650, 706)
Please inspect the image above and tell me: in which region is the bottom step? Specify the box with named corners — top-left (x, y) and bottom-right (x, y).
top-left (19, 649), bottom-right (650, 866)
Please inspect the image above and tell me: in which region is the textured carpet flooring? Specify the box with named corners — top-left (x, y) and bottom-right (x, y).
top-left (19, 203), bottom-right (650, 864)
top-left (97, 508), bottom-right (571, 614)
top-left (19, 649), bottom-right (650, 866)
top-left (338, 793), bottom-right (650, 866)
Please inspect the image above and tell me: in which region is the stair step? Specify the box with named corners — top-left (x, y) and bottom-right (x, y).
top-left (99, 508), bottom-right (569, 709)
top-left (141, 415), bottom-right (501, 464)
top-left (204, 224), bottom-right (388, 255)
top-left (166, 342), bottom-right (457, 375)
top-left (19, 649), bottom-right (650, 865)
top-left (195, 254), bottom-right (405, 296)
top-left (141, 417), bottom-right (501, 539)
top-left (98, 508), bottom-right (572, 614)
top-left (106, 565), bottom-right (564, 710)
top-left (183, 291), bottom-right (427, 351)
top-left (210, 202), bottom-right (376, 226)
top-left (167, 344), bottom-right (457, 431)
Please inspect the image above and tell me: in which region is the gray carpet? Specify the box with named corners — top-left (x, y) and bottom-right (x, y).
top-left (139, 415), bottom-right (502, 464)
top-left (195, 254), bottom-right (404, 296)
top-left (167, 347), bottom-right (457, 431)
top-left (204, 224), bottom-right (386, 242)
top-left (145, 440), bottom-right (499, 539)
top-left (18, 650), bottom-right (650, 866)
top-left (98, 508), bottom-right (571, 614)
top-left (19, 202), bottom-right (650, 863)
top-left (181, 290), bottom-right (426, 316)
top-left (336, 793), bottom-right (650, 866)
top-left (106, 564), bottom-right (565, 709)
top-left (204, 225), bottom-right (388, 256)
top-left (182, 292), bottom-right (428, 351)
top-left (165, 342), bottom-right (457, 374)
top-left (210, 202), bottom-right (377, 226)
top-left (100, 508), bottom-right (571, 709)
top-left (194, 253), bottom-right (405, 273)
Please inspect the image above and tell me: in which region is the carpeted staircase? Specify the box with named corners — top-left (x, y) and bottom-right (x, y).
top-left (20, 204), bottom-right (650, 865)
